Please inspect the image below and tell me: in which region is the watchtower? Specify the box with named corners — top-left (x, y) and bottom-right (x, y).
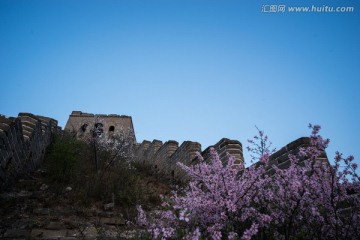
top-left (64, 111), bottom-right (136, 142)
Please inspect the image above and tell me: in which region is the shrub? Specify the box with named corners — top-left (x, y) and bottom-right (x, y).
top-left (45, 133), bottom-right (87, 185)
top-left (44, 132), bottom-right (143, 214)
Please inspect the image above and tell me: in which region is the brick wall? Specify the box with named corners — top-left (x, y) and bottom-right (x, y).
top-left (0, 113), bottom-right (60, 189)
top-left (153, 140), bottom-right (179, 176)
top-left (169, 141), bottom-right (201, 181)
top-left (265, 137), bottom-right (328, 174)
top-left (64, 111), bottom-right (136, 142)
top-left (1, 111), bottom-right (325, 187)
top-left (134, 140), bottom-right (151, 164)
top-left (200, 138), bottom-right (243, 165)
top-left (134, 137), bottom-right (244, 181)
top-left (143, 140), bottom-right (163, 167)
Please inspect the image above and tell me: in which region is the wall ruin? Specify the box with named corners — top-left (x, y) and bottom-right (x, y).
top-left (265, 137), bottom-right (328, 174)
top-left (134, 137), bottom-right (244, 181)
top-left (64, 111), bottom-right (136, 142)
top-left (0, 110), bottom-right (327, 187)
top-left (0, 113), bottom-right (60, 189)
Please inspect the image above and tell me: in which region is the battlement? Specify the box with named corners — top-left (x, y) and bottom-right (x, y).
top-left (69, 111), bottom-right (131, 119)
top-left (0, 113), bottom-right (61, 189)
top-left (134, 137), bottom-right (244, 181)
top-left (265, 137), bottom-right (328, 174)
top-left (64, 111), bottom-right (136, 142)
top-left (0, 111), bottom-right (328, 188)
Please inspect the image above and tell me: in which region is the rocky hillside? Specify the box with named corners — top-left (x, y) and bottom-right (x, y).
top-left (0, 163), bottom-right (172, 240)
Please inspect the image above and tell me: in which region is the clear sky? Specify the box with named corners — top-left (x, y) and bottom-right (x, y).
top-left (1, 0), bottom-right (359, 165)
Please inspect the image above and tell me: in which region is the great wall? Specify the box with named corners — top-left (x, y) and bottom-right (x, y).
top-left (0, 113), bottom-right (61, 189)
top-left (0, 111), bottom-right (325, 190)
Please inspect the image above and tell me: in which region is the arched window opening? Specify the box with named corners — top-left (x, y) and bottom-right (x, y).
top-left (81, 124), bottom-right (88, 132)
top-left (94, 123), bottom-right (104, 136)
top-left (109, 126), bottom-right (115, 132)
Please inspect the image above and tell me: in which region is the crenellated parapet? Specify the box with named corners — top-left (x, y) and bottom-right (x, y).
top-left (153, 140), bottom-right (179, 176)
top-left (143, 140), bottom-right (163, 166)
top-left (133, 137), bottom-right (244, 181)
top-left (0, 113), bottom-right (60, 189)
top-left (1, 110), bottom-right (328, 187)
top-left (134, 140), bottom-right (152, 164)
top-left (265, 137), bottom-right (328, 174)
top-left (64, 111), bottom-right (247, 182)
top-left (132, 134), bottom-right (326, 182)
top-left (200, 138), bottom-right (243, 166)
top-left (169, 141), bottom-right (202, 181)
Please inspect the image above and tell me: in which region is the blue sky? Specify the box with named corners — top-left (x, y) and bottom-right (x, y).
top-left (1, 0), bottom-right (359, 165)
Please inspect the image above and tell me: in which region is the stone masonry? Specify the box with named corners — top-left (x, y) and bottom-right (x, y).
top-left (0, 113), bottom-right (60, 190)
top-left (64, 111), bottom-right (136, 142)
top-left (265, 137), bottom-right (328, 174)
top-left (134, 138), bottom-right (244, 181)
top-left (1, 111), bottom-right (324, 187)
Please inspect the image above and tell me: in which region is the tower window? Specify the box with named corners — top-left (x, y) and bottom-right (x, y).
top-left (109, 126), bottom-right (115, 132)
top-left (81, 124), bottom-right (88, 132)
top-left (94, 123), bottom-right (104, 136)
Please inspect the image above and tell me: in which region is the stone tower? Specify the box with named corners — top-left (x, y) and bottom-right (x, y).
top-left (64, 111), bottom-right (136, 142)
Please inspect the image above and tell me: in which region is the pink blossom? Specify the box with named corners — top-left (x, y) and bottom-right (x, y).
top-left (241, 223), bottom-right (258, 240)
top-left (351, 163), bottom-right (358, 170)
top-left (135, 124), bottom-right (360, 239)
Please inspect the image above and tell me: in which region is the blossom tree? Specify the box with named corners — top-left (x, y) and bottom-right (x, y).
top-left (137, 143), bottom-right (272, 239)
top-left (137, 125), bottom-right (360, 240)
top-left (255, 124), bottom-right (360, 239)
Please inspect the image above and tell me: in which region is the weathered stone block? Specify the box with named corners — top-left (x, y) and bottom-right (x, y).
top-left (0, 112), bottom-right (60, 190)
top-left (64, 111), bottom-right (136, 142)
top-left (3, 229), bottom-right (30, 238)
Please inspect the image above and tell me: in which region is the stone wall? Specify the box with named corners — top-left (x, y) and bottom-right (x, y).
top-left (1, 110), bottom-right (327, 187)
top-left (143, 140), bottom-right (163, 166)
top-left (134, 140), bottom-right (152, 164)
top-left (265, 137), bottom-right (328, 174)
top-left (134, 137), bottom-right (244, 181)
top-left (153, 140), bottom-right (179, 176)
top-left (64, 111), bottom-right (136, 142)
top-left (0, 113), bottom-right (60, 189)
top-left (169, 141), bottom-right (202, 181)
top-left (132, 134), bottom-right (329, 182)
top-left (201, 138), bottom-right (243, 165)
